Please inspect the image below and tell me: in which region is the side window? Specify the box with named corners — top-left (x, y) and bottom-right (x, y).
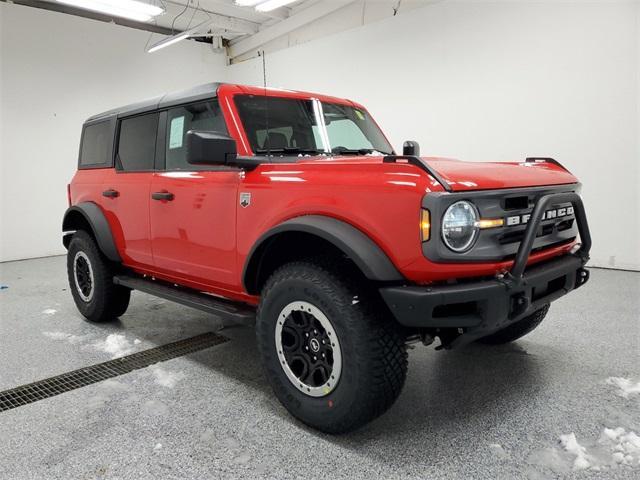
top-left (117, 113), bottom-right (159, 172)
top-left (79, 121), bottom-right (112, 167)
top-left (165, 100), bottom-right (227, 170)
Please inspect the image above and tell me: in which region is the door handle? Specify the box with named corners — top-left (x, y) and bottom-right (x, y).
top-left (152, 191), bottom-right (174, 201)
top-left (102, 189), bottom-right (119, 198)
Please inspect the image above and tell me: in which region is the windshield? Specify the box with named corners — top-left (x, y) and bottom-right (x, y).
top-left (234, 95), bottom-right (393, 156)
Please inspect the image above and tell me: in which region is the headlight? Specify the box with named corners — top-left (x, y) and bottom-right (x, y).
top-left (441, 201), bottom-right (479, 252)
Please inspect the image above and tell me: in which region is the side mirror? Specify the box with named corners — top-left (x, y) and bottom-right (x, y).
top-left (402, 140), bottom-right (420, 157)
top-left (186, 130), bottom-right (237, 165)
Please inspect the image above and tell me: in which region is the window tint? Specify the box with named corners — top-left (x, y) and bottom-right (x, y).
top-left (255, 126), bottom-right (293, 150)
top-left (234, 95), bottom-right (393, 155)
top-left (79, 121), bottom-right (112, 167)
top-left (117, 113), bottom-right (159, 171)
top-left (235, 96), bottom-right (320, 154)
top-left (166, 100), bottom-right (227, 170)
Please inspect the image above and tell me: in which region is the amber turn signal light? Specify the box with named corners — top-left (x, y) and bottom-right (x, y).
top-left (476, 218), bottom-right (504, 229)
top-left (421, 209), bottom-right (431, 241)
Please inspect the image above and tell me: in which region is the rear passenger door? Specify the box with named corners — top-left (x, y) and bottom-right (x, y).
top-left (101, 112), bottom-right (158, 268)
top-left (149, 99), bottom-right (239, 291)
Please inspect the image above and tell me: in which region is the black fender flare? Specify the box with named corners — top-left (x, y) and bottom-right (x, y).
top-left (62, 202), bottom-right (121, 262)
top-left (242, 215), bottom-right (403, 294)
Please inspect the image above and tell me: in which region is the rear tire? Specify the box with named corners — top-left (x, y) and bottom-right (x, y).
top-left (256, 259), bottom-right (407, 434)
top-left (477, 304), bottom-right (550, 345)
top-left (66, 230), bottom-right (130, 322)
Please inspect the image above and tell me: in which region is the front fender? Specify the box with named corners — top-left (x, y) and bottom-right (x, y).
top-left (243, 215), bottom-right (403, 293)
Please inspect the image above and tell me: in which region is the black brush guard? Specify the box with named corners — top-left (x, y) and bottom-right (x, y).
top-left (379, 192), bottom-right (591, 347)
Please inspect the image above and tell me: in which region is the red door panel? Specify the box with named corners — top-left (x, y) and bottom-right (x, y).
top-left (149, 170), bottom-right (239, 289)
top-left (101, 171), bottom-right (153, 268)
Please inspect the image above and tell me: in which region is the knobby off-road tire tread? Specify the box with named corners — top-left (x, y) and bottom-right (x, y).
top-left (67, 230), bottom-right (130, 323)
top-left (257, 258), bottom-right (408, 433)
top-left (477, 304), bottom-right (550, 345)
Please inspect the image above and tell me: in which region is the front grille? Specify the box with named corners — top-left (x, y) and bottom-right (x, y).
top-left (422, 184), bottom-right (581, 263)
top-left (499, 219), bottom-right (575, 245)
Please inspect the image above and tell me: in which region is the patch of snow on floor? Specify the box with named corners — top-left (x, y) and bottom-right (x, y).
top-left (151, 367), bottom-right (186, 388)
top-left (42, 308), bottom-right (57, 315)
top-left (606, 377), bottom-right (640, 399)
top-left (528, 446), bottom-right (571, 475)
top-left (134, 339), bottom-right (142, 345)
top-left (489, 443), bottom-right (509, 460)
top-left (560, 433), bottom-right (591, 470)
top-left (532, 428), bottom-right (640, 474)
top-left (598, 427), bottom-right (640, 466)
top-left (93, 334), bottom-right (134, 358)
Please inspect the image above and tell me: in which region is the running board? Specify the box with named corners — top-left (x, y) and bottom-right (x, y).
top-left (113, 274), bottom-right (256, 324)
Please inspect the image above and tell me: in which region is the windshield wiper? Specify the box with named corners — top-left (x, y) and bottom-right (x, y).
top-left (331, 147), bottom-right (391, 156)
top-left (255, 147), bottom-right (325, 156)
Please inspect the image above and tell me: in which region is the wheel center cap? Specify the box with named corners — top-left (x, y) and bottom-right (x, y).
top-left (309, 338), bottom-right (320, 353)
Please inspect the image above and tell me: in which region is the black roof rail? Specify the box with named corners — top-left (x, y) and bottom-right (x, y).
top-left (383, 155), bottom-right (452, 192)
top-left (86, 82), bottom-right (224, 122)
top-left (525, 157), bottom-right (572, 174)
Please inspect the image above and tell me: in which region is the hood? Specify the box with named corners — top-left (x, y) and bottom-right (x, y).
top-left (419, 157), bottom-right (578, 191)
top-left (303, 155), bottom-right (578, 192)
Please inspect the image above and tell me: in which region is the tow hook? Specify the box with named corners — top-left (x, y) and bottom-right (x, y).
top-left (575, 268), bottom-right (590, 288)
top-left (496, 271), bottom-right (522, 290)
top-left (511, 293), bottom-right (529, 318)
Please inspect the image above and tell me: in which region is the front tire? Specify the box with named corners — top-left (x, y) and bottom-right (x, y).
top-left (477, 304), bottom-right (550, 345)
top-left (256, 260), bottom-right (407, 434)
top-left (66, 230), bottom-right (130, 322)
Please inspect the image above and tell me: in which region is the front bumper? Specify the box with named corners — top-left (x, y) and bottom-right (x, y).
top-left (380, 191), bottom-right (592, 345)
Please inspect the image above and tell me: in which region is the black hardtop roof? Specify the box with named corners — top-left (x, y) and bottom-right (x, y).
top-left (85, 82), bottom-right (223, 123)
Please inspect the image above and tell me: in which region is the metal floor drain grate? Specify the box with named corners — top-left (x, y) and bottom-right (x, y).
top-left (0, 332), bottom-right (228, 413)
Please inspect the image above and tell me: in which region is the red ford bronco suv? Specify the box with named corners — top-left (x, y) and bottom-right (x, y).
top-left (63, 82), bottom-right (591, 433)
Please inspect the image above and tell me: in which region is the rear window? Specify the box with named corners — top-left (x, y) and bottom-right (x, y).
top-left (79, 121), bottom-right (112, 167)
top-left (117, 113), bottom-right (159, 172)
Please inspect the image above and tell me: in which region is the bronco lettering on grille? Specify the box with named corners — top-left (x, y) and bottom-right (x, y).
top-left (506, 206), bottom-right (574, 226)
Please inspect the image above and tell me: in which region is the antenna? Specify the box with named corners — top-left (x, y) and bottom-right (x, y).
top-left (260, 50), bottom-right (270, 157)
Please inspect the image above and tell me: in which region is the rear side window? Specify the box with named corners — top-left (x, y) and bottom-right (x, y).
top-left (165, 100), bottom-right (227, 170)
top-left (117, 113), bottom-right (159, 171)
top-left (79, 121), bottom-right (112, 167)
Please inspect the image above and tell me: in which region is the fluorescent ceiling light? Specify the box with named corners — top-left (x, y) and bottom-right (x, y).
top-left (56, 0), bottom-right (164, 23)
top-left (254, 0), bottom-right (297, 12)
top-left (147, 20), bottom-right (214, 53)
top-left (147, 32), bottom-right (190, 53)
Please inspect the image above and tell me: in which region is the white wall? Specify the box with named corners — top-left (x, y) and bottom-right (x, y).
top-left (0, 4), bottom-right (227, 262)
top-left (2, 1), bottom-right (639, 271)
top-left (227, 0), bottom-right (640, 271)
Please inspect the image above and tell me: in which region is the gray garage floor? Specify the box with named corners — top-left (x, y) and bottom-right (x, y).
top-left (0, 256), bottom-right (638, 480)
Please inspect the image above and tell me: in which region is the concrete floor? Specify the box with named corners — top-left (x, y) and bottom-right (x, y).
top-left (0, 256), bottom-right (638, 480)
